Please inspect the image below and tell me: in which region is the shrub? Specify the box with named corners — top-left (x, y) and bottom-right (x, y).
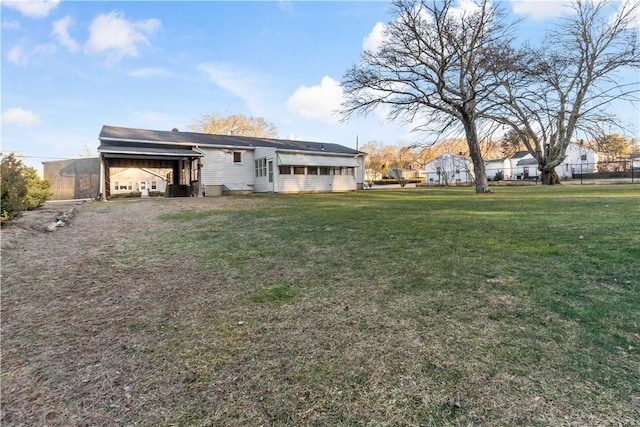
top-left (1, 154), bottom-right (28, 223)
top-left (493, 170), bottom-right (504, 181)
top-left (23, 167), bottom-right (53, 210)
top-left (0, 154), bottom-right (49, 224)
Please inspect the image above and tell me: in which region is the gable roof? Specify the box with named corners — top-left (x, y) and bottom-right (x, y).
top-left (99, 125), bottom-right (363, 156)
top-left (511, 151), bottom-right (531, 159)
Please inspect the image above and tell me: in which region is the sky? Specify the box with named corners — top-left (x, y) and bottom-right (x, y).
top-left (1, 0), bottom-right (639, 172)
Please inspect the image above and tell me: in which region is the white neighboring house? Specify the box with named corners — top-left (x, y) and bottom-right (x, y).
top-left (510, 151), bottom-right (538, 180)
top-left (98, 126), bottom-right (366, 198)
top-left (557, 143), bottom-right (597, 178)
top-left (424, 154), bottom-right (474, 185)
top-left (485, 158), bottom-right (511, 181)
top-left (110, 168), bottom-right (168, 196)
top-left (508, 144), bottom-right (598, 180)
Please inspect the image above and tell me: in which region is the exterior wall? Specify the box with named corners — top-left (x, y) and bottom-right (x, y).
top-left (561, 143), bottom-right (597, 176)
top-left (200, 146), bottom-right (363, 195)
top-left (253, 147), bottom-right (277, 193)
top-left (200, 147), bottom-right (255, 187)
top-left (43, 158), bottom-right (101, 200)
top-left (485, 159), bottom-right (511, 180)
top-left (110, 168), bottom-right (168, 194)
top-left (425, 154), bottom-right (473, 184)
top-left (275, 174), bottom-right (356, 193)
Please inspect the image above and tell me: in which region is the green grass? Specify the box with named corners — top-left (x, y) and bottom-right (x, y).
top-left (3, 185), bottom-right (638, 426)
top-left (151, 185), bottom-right (640, 425)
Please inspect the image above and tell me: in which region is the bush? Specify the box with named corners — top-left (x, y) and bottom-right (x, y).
top-left (23, 167), bottom-right (53, 210)
top-left (1, 154), bottom-right (28, 223)
top-left (0, 154), bottom-right (51, 224)
top-left (109, 191), bottom-right (142, 199)
top-left (493, 170), bottom-right (504, 181)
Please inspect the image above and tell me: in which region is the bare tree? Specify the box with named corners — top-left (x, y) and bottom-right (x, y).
top-left (189, 113), bottom-right (277, 138)
top-left (342, 0), bottom-right (515, 193)
top-left (490, 0), bottom-right (639, 184)
top-left (360, 140), bottom-right (387, 183)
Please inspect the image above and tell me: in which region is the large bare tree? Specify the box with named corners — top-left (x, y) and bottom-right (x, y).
top-left (189, 113), bottom-right (277, 138)
top-left (489, 0), bottom-right (639, 184)
top-left (341, 0), bottom-right (515, 193)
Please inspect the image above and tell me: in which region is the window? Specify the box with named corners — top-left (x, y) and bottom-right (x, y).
top-left (580, 154), bottom-right (587, 161)
top-left (268, 161), bottom-right (273, 183)
top-left (254, 158), bottom-right (267, 177)
top-left (127, 181), bottom-right (133, 190)
top-left (151, 181), bottom-right (157, 190)
top-left (308, 166), bottom-right (318, 175)
top-left (319, 167), bottom-right (331, 175)
top-left (347, 167), bottom-right (355, 176)
top-left (279, 165), bottom-right (292, 174)
top-left (294, 166), bottom-right (305, 175)
top-left (233, 151), bottom-right (242, 163)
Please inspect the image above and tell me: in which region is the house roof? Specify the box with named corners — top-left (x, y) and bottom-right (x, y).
top-left (516, 158), bottom-right (538, 166)
top-left (99, 125), bottom-right (363, 156)
top-left (511, 151), bottom-right (531, 159)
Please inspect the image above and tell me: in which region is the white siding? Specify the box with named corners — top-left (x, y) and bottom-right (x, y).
top-left (200, 147), bottom-right (255, 186)
top-left (276, 175), bottom-right (356, 193)
top-left (253, 147), bottom-right (277, 193)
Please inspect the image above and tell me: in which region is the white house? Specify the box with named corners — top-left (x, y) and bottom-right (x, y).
top-left (110, 168), bottom-right (168, 196)
top-left (485, 158), bottom-right (511, 181)
top-left (558, 143), bottom-right (597, 178)
top-left (507, 144), bottom-right (598, 180)
top-left (424, 154), bottom-right (474, 185)
top-left (98, 126), bottom-right (366, 199)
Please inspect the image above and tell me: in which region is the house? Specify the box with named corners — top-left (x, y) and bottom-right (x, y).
top-left (510, 151), bottom-right (538, 180)
top-left (424, 154), bottom-right (474, 185)
top-left (559, 143), bottom-right (597, 177)
top-left (485, 158), bottom-right (511, 181)
top-left (508, 144), bottom-right (598, 180)
top-left (110, 167), bottom-right (168, 196)
top-left (97, 125), bottom-right (366, 199)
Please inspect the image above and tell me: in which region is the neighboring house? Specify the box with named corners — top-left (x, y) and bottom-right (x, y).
top-left (507, 144), bottom-right (598, 180)
top-left (510, 151), bottom-right (538, 180)
top-left (110, 168), bottom-right (168, 196)
top-left (424, 154), bottom-right (474, 185)
top-left (485, 158), bottom-right (511, 180)
top-left (560, 143), bottom-right (597, 177)
top-left (98, 125), bottom-right (366, 198)
top-left (43, 157), bottom-right (101, 200)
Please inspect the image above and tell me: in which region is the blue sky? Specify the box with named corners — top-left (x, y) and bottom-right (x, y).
top-left (1, 0), bottom-right (638, 171)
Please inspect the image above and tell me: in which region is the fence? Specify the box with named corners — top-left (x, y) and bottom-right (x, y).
top-left (422, 159), bottom-right (639, 186)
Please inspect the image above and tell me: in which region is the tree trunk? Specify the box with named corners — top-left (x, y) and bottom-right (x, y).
top-left (462, 119), bottom-right (490, 193)
top-left (541, 168), bottom-right (561, 185)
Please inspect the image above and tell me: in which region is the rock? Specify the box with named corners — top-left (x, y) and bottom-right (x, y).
top-left (47, 222), bottom-right (58, 232)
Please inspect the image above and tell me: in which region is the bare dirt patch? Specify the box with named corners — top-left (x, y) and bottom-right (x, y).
top-left (1, 197), bottom-right (266, 426)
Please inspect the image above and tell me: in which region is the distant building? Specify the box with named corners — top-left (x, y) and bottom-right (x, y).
top-left (424, 154), bottom-right (474, 185)
top-left (43, 158), bottom-right (101, 200)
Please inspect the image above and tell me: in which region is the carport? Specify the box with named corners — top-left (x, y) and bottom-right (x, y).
top-left (98, 131), bottom-right (204, 200)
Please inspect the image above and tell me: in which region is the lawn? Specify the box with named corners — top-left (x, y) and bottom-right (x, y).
top-left (2, 185), bottom-right (639, 425)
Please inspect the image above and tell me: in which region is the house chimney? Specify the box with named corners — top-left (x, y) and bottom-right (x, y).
top-left (172, 128), bottom-right (179, 132)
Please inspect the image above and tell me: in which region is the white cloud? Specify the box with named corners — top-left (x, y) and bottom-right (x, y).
top-left (363, 22), bottom-right (386, 52)
top-left (7, 45), bottom-right (28, 65)
top-left (1, 0), bottom-right (59, 18)
top-left (509, 0), bottom-right (574, 20)
top-left (2, 19), bottom-right (20, 30)
top-left (1, 107), bottom-right (42, 127)
top-left (198, 62), bottom-right (269, 113)
top-left (287, 76), bottom-right (344, 123)
top-left (52, 16), bottom-right (79, 52)
top-left (85, 11), bottom-right (161, 62)
top-left (129, 67), bottom-right (174, 78)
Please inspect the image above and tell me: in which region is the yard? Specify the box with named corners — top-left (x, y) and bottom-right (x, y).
top-left (1, 186), bottom-right (639, 426)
